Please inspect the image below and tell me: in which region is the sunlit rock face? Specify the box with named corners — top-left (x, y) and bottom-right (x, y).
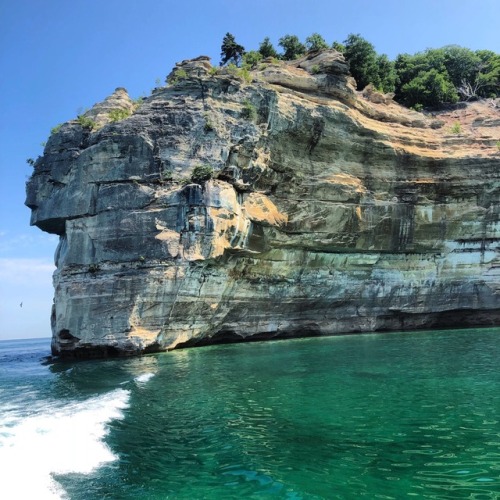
top-left (26, 50), bottom-right (500, 358)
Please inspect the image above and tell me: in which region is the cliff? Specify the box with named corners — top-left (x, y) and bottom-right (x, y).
top-left (26, 50), bottom-right (500, 358)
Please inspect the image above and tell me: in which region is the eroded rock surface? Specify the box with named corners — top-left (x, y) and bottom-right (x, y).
top-left (26, 50), bottom-right (500, 358)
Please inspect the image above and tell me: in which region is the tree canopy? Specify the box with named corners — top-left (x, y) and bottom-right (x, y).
top-left (400, 68), bottom-right (458, 108)
top-left (335, 34), bottom-right (499, 107)
top-left (258, 37), bottom-right (278, 59)
top-left (343, 34), bottom-right (380, 91)
top-left (217, 32), bottom-right (499, 109)
top-left (376, 54), bottom-right (397, 94)
top-left (393, 46), bottom-right (499, 107)
top-left (220, 33), bottom-right (245, 66)
top-left (305, 33), bottom-right (329, 52)
top-left (278, 35), bottom-right (306, 61)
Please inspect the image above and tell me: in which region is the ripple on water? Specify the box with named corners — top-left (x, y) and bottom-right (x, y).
top-left (4, 329), bottom-right (500, 499)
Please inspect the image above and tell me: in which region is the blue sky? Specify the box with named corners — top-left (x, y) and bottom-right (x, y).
top-left (1, 0), bottom-right (499, 339)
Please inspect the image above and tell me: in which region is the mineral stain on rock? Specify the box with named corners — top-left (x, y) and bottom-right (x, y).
top-left (26, 50), bottom-right (500, 358)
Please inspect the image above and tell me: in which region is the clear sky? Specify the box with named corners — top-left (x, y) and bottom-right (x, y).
top-left (1, 0), bottom-right (499, 339)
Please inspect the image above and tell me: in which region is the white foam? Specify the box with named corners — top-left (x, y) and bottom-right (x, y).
top-left (134, 372), bottom-right (155, 384)
top-left (0, 388), bottom-right (130, 499)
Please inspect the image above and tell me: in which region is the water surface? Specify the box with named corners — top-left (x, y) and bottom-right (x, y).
top-left (1, 328), bottom-right (499, 498)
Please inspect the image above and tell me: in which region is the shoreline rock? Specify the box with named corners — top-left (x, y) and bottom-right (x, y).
top-left (26, 51), bottom-right (500, 359)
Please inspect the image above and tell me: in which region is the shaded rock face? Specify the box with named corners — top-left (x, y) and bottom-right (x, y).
top-left (26, 51), bottom-right (500, 358)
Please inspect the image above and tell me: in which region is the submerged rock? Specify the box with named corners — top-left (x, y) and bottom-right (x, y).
top-left (26, 51), bottom-right (500, 358)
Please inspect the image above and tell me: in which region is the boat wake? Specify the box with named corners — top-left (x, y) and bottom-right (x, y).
top-left (0, 388), bottom-right (130, 499)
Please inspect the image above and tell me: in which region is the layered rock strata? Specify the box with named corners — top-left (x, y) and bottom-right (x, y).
top-left (26, 51), bottom-right (500, 358)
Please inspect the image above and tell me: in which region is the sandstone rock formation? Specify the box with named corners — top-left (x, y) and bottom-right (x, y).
top-left (26, 50), bottom-right (500, 358)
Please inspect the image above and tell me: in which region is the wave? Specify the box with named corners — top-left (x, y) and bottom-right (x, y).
top-left (0, 388), bottom-right (130, 499)
top-left (134, 372), bottom-right (155, 384)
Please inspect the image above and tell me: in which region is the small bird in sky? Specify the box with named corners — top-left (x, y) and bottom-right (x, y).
top-left (20, 302), bottom-right (23, 308)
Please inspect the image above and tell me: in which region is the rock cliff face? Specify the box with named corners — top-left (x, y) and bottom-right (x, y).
top-left (26, 51), bottom-right (500, 358)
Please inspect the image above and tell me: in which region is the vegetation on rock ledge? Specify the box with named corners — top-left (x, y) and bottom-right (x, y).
top-left (108, 108), bottom-right (131, 122)
top-left (191, 165), bottom-right (214, 184)
top-left (218, 32), bottom-right (500, 110)
top-left (77, 115), bottom-right (97, 131)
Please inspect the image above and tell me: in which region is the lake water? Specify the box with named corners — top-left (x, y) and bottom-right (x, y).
top-left (0, 328), bottom-right (499, 499)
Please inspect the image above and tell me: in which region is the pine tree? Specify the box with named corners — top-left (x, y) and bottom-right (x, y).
top-left (258, 37), bottom-right (278, 59)
top-left (220, 33), bottom-right (245, 66)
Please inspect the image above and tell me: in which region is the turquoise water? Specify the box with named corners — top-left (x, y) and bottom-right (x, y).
top-left (1, 328), bottom-right (499, 499)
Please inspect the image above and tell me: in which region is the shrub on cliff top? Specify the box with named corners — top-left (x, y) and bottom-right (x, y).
top-left (242, 51), bottom-right (263, 69)
top-left (331, 41), bottom-right (346, 54)
top-left (50, 123), bottom-right (63, 135)
top-left (167, 68), bottom-right (188, 85)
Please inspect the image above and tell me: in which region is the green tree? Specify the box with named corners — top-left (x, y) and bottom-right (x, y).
top-left (400, 68), bottom-right (458, 108)
top-left (258, 37), bottom-right (278, 59)
top-left (453, 49), bottom-right (500, 99)
top-left (376, 54), bottom-right (396, 93)
top-left (394, 50), bottom-right (447, 104)
top-left (394, 53), bottom-right (420, 92)
top-left (393, 45), bottom-right (500, 105)
top-left (442, 45), bottom-right (482, 89)
top-left (474, 50), bottom-right (500, 97)
top-left (395, 50), bottom-right (446, 89)
top-left (305, 33), bottom-right (329, 52)
top-left (278, 34), bottom-right (306, 60)
top-left (220, 33), bottom-right (245, 66)
top-left (343, 34), bottom-right (380, 90)
top-left (242, 50), bottom-right (263, 69)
